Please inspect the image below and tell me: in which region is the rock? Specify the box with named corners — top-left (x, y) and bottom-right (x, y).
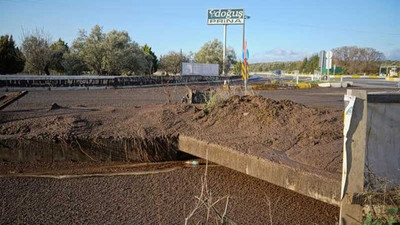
top-left (50, 103), bottom-right (63, 110)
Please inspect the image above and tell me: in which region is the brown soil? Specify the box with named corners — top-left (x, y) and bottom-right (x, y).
top-left (182, 95), bottom-right (343, 178)
top-left (0, 86), bottom-right (347, 224)
top-left (0, 164), bottom-right (339, 225)
top-left (0, 87), bottom-right (343, 180)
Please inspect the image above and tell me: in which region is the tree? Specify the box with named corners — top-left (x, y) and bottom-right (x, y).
top-left (332, 46), bottom-right (384, 74)
top-left (194, 39), bottom-right (237, 75)
top-left (232, 61), bottom-right (242, 75)
top-left (0, 35), bottom-right (25, 74)
top-left (142, 44), bottom-right (158, 74)
top-left (159, 51), bottom-right (189, 75)
top-left (50, 38), bottom-right (69, 74)
top-left (72, 25), bottom-right (106, 75)
top-left (305, 54), bottom-right (319, 73)
top-left (102, 29), bottom-right (142, 75)
top-left (359, 47), bottom-right (385, 74)
top-left (61, 51), bottom-right (87, 75)
top-left (21, 29), bottom-right (52, 75)
top-left (249, 60), bottom-right (311, 73)
top-left (300, 57), bottom-right (308, 73)
top-left (71, 25), bottom-right (149, 75)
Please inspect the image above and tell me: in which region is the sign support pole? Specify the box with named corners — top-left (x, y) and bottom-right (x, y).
top-left (223, 24), bottom-right (227, 76)
top-left (242, 13), bottom-right (247, 92)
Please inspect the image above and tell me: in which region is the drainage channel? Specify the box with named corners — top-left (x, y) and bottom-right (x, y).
top-left (1, 134), bottom-right (340, 206)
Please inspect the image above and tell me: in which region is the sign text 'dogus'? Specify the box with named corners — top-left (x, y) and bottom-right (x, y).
top-left (207, 9), bottom-right (244, 25)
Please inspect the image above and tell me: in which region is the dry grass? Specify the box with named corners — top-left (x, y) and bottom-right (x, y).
top-left (184, 160), bottom-right (236, 225)
top-left (203, 86), bottom-right (255, 112)
top-left (359, 166), bottom-right (400, 224)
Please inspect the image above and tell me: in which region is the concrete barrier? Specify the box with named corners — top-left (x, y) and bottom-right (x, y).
top-left (178, 135), bottom-right (341, 206)
top-left (339, 90), bottom-right (400, 225)
top-left (330, 75), bottom-right (382, 79)
top-left (385, 77), bottom-right (400, 82)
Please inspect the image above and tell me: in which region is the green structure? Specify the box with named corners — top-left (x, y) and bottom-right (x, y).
top-left (321, 66), bottom-right (343, 75)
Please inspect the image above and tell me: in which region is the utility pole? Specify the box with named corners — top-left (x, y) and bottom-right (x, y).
top-left (223, 24), bottom-right (227, 75)
top-left (243, 14), bottom-right (250, 91)
top-left (243, 14), bottom-right (246, 90)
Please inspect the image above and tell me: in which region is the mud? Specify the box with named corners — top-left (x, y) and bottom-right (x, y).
top-left (0, 165), bottom-right (339, 225)
top-left (0, 86), bottom-right (347, 224)
top-left (182, 95), bottom-right (343, 179)
top-left (1, 87), bottom-right (344, 181)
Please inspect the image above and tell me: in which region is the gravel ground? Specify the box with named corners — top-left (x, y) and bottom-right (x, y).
top-left (0, 165), bottom-right (339, 225)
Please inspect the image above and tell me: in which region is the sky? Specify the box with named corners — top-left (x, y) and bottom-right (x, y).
top-left (1, 0), bottom-right (399, 63)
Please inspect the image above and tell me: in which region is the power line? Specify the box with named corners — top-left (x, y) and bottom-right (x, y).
top-left (262, 19), bottom-right (400, 36)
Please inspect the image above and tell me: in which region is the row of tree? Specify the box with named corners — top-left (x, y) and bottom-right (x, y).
top-left (250, 46), bottom-right (387, 75)
top-left (1, 29), bottom-right (239, 76)
top-left (1, 28), bottom-right (389, 76)
top-left (332, 46), bottom-right (385, 74)
top-left (249, 54), bottom-right (319, 74)
top-left (0, 26), bottom-right (159, 75)
top-left (0, 35), bottom-right (25, 74)
top-left (158, 39), bottom-right (237, 75)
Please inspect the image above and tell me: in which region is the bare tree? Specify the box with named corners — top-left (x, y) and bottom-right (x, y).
top-left (332, 46), bottom-right (384, 74)
top-left (359, 47), bottom-right (385, 74)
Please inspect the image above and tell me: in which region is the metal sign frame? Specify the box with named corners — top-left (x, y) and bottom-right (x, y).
top-left (207, 9), bottom-right (244, 25)
top-left (206, 8), bottom-right (249, 91)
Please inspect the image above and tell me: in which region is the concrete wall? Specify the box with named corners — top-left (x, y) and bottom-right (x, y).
top-left (340, 90), bottom-right (400, 225)
top-left (178, 135), bottom-right (341, 206)
top-left (366, 102), bottom-right (400, 188)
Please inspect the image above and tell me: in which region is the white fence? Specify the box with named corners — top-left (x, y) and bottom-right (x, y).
top-left (182, 63), bottom-right (219, 76)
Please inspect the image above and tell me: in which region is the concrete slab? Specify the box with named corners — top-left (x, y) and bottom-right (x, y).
top-left (178, 135), bottom-right (341, 206)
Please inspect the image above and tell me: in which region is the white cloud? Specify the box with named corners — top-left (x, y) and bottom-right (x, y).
top-left (385, 49), bottom-right (400, 60)
top-left (250, 48), bottom-right (311, 63)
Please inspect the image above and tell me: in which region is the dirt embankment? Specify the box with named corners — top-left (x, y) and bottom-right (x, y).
top-left (0, 93), bottom-right (343, 178)
top-left (181, 95), bottom-right (343, 176)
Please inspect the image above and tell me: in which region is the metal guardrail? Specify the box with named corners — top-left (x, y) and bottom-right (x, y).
top-left (0, 75), bottom-right (119, 80)
top-left (0, 75), bottom-right (242, 88)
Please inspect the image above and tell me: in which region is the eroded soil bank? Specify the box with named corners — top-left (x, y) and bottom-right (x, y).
top-left (0, 90), bottom-right (343, 180)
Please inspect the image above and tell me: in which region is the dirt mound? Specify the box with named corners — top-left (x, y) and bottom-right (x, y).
top-left (184, 95), bottom-right (343, 176)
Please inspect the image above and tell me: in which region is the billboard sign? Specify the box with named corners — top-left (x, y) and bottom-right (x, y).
top-left (182, 62), bottom-right (219, 76)
top-left (207, 9), bottom-right (244, 25)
